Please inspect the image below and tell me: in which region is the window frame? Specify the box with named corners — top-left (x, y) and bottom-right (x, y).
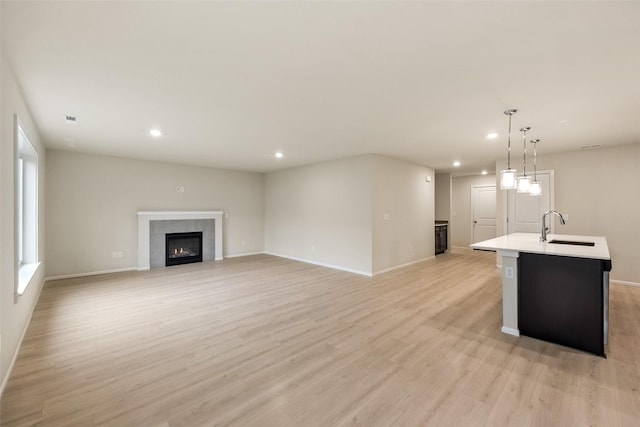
top-left (15, 116), bottom-right (40, 296)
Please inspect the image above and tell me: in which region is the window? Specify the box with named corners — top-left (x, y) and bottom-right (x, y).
top-left (16, 117), bottom-right (39, 295)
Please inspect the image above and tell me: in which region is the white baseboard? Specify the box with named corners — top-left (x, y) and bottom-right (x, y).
top-left (1, 277), bottom-right (45, 397)
top-left (372, 256), bottom-right (435, 276)
top-left (47, 255), bottom-right (267, 280)
top-left (264, 252), bottom-right (372, 277)
top-left (45, 267), bottom-right (138, 282)
top-left (501, 326), bottom-right (520, 336)
top-left (611, 279), bottom-right (640, 287)
top-left (224, 251), bottom-right (265, 259)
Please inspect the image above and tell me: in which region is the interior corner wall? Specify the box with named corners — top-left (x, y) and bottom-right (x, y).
top-left (496, 143), bottom-right (640, 283)
top-left (434, 173), bottom-right (451, 222)
top-left (45, 150), bottom-right (265, 278)
top-left (264, 155), bottom-right (373, 275)
top-left (451, 174), bottom-right (497, 248)
top-left (372, 155), bottom-right (434, 274)
top-left (1, 56), bottom-right (47, 390)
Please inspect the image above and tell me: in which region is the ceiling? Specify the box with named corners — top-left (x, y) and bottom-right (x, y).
top-left (2, 1), bottom-right (639, 174)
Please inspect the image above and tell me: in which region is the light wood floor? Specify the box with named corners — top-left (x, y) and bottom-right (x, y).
top-left (2, 250), bottom-right (640, 426)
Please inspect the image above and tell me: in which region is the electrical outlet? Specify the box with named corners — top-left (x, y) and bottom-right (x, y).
top-left (241, 240), bottom-right (246, 246)
top-left (504, 266), bottom-right (514, 279)
top-left (383, 213), bottom-right (389, 221)
top-left (112, 251), bottom-right (118, 258)
top-left (175, 186), bottom-right (185, 193)
top-left (117, 251), bottom-right (123, 258)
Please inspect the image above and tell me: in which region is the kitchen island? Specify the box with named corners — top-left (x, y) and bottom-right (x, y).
top-left (471, 232), bottom-right (611, 357)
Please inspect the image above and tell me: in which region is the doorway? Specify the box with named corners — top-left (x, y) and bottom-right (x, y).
top-left (471, 185), bottom-right (497, 243)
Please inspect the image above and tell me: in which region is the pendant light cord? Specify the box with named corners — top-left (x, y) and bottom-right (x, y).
top-left (504, 109), bottom-right (517, 169)
top-left (507, 114), bottom-right (512, 169)
top-left (531, 139), bottom-right (538, 180)
top-left (520, 127), bottom-right (530, 176)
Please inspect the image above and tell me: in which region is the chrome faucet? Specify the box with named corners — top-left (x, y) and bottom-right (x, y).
top-left (541, 210), bottom-right (566, 242)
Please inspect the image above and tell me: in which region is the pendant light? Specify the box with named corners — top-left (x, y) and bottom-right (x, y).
top-left (529, 139), bottom-right (542, 196)
top-left (500, 109), bottom-right (518, 189)
top-left (517, 126), bottom-right (532, 193)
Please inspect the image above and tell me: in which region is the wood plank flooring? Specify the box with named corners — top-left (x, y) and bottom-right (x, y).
top-left (1, 250), bottom-right (640, 426)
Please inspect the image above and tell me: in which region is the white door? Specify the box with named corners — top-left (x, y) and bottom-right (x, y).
top-left (505, 170), bottom-right (555, 234)
top-left (472, 185), bottom-right (497, 243)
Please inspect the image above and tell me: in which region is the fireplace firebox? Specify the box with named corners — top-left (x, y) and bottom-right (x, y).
top-left (165, 232), bottom-right (203, 266)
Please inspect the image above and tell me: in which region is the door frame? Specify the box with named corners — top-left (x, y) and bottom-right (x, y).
top-left (502, 169), bottom-right (555, 235)
top-left (470, 184), bottom-right (497, 244)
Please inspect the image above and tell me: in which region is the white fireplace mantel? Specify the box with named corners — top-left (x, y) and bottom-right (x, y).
top-left (137, 211), bottom-right (223, 270)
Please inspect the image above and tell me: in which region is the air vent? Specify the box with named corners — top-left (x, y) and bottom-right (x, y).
top-left (65, 115), bottom-right (77, 124)
top-left (580, 144), bottom-right (603, 150)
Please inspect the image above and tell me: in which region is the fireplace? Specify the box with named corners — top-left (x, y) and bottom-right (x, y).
top-left (165, 232), bottom-right (203, 266)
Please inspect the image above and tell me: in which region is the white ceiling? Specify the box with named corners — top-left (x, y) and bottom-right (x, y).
top-left (2, 1), bottom-right (639, 174)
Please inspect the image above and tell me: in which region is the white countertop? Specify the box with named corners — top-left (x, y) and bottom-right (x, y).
top-left (470, 232), bottom-right (610, 260)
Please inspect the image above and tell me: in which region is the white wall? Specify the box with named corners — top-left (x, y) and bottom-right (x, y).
top-left (496, 143), bottom-right (640, 283)
top-left (264, 154), bottom-right (435, 276)
top-left (45, 150), bottom-right (265, 278)
top-left (264, 155), bottom-right (373, 275)
top-left (1, 10), bottom-right (4, 389)
top-left (451, 174), bottom-right (496, 247)
top-left (1, 56), bottom-right (47, 390)
top-left (434, 173), bottom-right (451, 222)
top-left (372, 155), bottom-right (434, 273)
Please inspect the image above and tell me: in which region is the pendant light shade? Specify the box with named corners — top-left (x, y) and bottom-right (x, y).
top-left (529, 139), bottom-right (541, 196)
top-left (529, 180), bottom-right (542, 196)
top-left (518, 176), bottom-right (531, 193)
top-left (517, 126), bottom-right (531, 193)
top-left (501, 169), bottom-right (517, 189)
top-left (500, 109), bottom-right (518, 189)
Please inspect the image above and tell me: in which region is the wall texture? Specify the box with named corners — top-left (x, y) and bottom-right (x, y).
top-left (451, 174), bottom-right (497, 247)
top-left (264, 155), bottom-right (373, 275)
top-left (372, 155), bottom-right (434, 273)
top-left (1, 56), bottom-right (47, 390)
top-left (434, 173), bottom-right (451, 222)
top-left (45, 150), bottom-right (265, 278)
top-left (496, 143), bottom-right (640, 283)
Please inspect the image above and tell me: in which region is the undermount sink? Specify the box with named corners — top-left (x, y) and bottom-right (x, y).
top-left (548, 239), bottom-right (595, 247)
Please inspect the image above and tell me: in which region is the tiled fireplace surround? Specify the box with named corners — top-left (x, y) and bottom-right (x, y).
top-left (137, 211), bottom-right (223, 270)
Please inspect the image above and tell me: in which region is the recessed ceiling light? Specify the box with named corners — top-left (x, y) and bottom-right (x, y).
top-left (275, 152), bottom-right (284, 159)
top-left (149, 129), bottom-right (162, 137)
top-left (65, 115), bottom-right (77, 124)
top-left (482, 170), bottom-right (488, 175)
top-left (453, 161), bottom-right (461, 167)
top-left (486, 133), bottom-right (498, 139)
